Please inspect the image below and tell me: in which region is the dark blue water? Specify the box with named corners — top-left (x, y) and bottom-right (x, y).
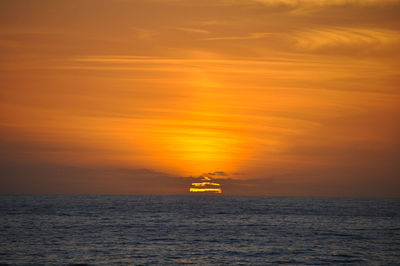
top-left (1, 196), bottom-right (399, 265)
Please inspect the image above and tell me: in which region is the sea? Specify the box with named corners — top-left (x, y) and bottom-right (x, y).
top-left (1, 195), bottom-right (399, 265)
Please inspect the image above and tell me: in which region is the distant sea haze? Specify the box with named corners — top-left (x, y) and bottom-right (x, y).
top-left (1, 195), bottom-right (399, 265)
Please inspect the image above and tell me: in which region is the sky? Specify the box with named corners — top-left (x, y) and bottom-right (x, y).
top-left (1, 0), bottom-right (399, 197)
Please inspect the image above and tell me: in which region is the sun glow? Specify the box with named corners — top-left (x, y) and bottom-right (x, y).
top-left (143, 106), bottom-right (246, 175)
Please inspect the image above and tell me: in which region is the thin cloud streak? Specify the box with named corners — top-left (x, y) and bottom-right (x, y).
top-left (176, 27), bottom-right (211, 34)
top-left (292, 27), bottom-right (400, 51)
top-left (202, 32), bottom-right (273, 41)
top-left (253, 0), bottom-right (399, 7)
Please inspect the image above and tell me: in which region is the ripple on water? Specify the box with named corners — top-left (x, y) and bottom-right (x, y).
top-left (0, 195), bottom-right (399, 265)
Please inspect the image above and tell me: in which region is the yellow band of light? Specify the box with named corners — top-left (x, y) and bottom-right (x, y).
top-left (191, 182), bottom-right (221, 187)
top-left (189, 188), bottom-right (222, 193)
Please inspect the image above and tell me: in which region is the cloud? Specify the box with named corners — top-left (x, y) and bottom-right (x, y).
top-left (0, 27), bottom-right (64, 36)
top-left (218, 172), bottom-right (400, 197)
top-left (205, 171), bottom-right (228, 177)
top-left (0, 163), bottom-right (190, 194)
top-left (185, 171), bottom-right (229, 181)
top-left (292, 27), bottom-right (400, 52)
top-left (150, 0), bottom-right (398, 7)
top-left (177, 27), bottom-right (210, 34)
top-left (1, 160), bottom-right (399, 197)
top-left (133, 28), bottom-right (158, 40)
top-left (253, 0), bottom-right (399, 7)
top-left (202, 32), bottom-right (273, 41)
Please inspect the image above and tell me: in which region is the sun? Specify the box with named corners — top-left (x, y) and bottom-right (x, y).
top-left (189, 176), bottom-right (222, 194)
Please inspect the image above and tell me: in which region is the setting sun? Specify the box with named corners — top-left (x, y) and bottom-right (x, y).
top-left (189, 176), bottom-right (222, 194)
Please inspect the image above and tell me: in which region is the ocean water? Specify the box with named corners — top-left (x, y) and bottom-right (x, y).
top-left (1, 196), bottom-right (399, 265)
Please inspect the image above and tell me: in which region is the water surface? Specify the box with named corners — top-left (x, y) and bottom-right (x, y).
top-left (1, 195), bottom-right (399, 265)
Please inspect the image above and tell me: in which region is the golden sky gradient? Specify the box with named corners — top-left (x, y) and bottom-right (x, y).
top-left (1, 0), bottom-right (399, 196)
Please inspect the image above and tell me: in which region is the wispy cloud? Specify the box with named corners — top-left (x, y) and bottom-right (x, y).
top-left (132, 28), bottom-right (158, 40)
top-left (177, 27), bottom-right (210, 34)
top-left (253, 0), bottom-right (399, 7)
top-left (292, 27), bottom-right (400, 52)
top-left (0, 27), bottom-right (62, 36)
top-left (202, 32), bottom-right (273, 41)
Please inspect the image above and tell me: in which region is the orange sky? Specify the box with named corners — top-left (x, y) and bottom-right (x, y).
top-left (1, 0), bottom-right (399, 197)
